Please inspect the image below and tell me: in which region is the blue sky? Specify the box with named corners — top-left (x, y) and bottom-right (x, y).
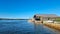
top-left (0, 0), bottom-right (60, 19)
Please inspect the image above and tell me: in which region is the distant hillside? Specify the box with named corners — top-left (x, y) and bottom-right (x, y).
top-left (0, 18), bottom-right (31, 20)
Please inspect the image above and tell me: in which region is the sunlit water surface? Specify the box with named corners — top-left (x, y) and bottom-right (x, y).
top-left (0, 20), bottom-right (59, 34)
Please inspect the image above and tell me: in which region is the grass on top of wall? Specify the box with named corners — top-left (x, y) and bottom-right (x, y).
top-left (55, 18), bottom-right (60, 22)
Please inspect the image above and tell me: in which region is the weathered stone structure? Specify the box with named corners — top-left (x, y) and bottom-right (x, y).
top-left (33, 14), bottom-right (60, 23)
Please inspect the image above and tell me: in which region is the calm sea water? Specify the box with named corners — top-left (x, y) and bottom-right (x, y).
top-left (0, 20), bottom-right (59, 34)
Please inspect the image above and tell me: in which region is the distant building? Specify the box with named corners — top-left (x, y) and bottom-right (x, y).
top-left (33, 14), bottom-right (60, 23)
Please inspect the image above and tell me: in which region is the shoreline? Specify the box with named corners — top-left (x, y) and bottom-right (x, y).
top-left (28, 19), bottom-right (60, 31)
top-left (43, 23), bottom-right (60, 31)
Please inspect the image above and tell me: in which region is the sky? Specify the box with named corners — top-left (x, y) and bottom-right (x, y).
top-left (0, 0), bottom-right (60, 19)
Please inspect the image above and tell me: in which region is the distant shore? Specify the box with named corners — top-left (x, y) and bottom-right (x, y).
top-left (0, 18), bottom-right (31, 20)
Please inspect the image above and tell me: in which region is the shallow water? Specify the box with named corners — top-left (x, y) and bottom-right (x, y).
top-left (0, 20), bottom-right (59, 34)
